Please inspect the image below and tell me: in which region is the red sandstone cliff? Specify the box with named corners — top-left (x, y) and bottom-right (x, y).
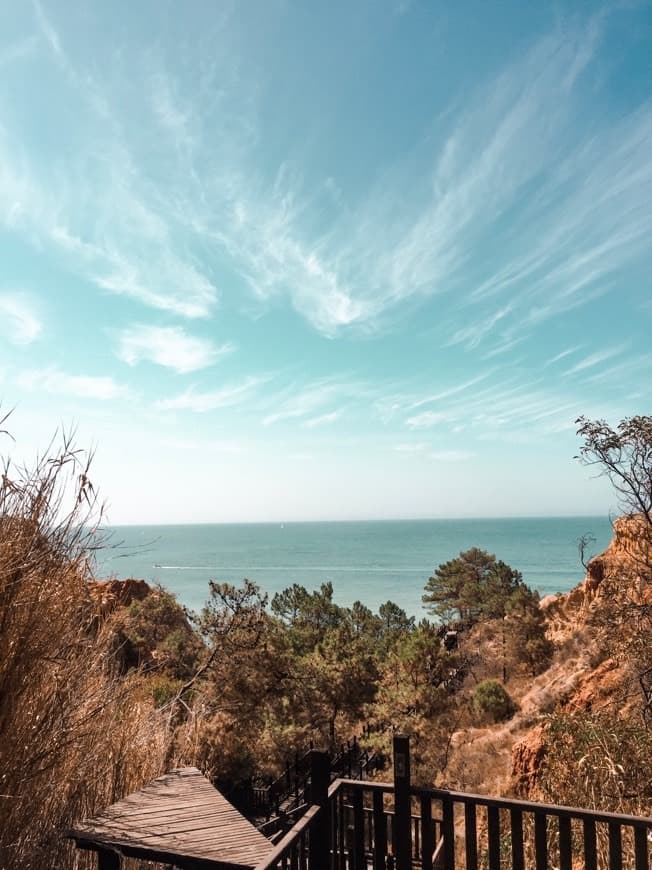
top-left (510, 515), bottom-right (651, 797)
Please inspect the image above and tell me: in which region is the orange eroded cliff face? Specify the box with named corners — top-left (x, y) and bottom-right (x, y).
top-left (540, 514), bottom-right (652, 643)
top-left (510, 515), bottom-right (651, 798)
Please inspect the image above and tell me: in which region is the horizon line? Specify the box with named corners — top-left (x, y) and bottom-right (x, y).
top-left (101, 513), bottom-right (613, 528)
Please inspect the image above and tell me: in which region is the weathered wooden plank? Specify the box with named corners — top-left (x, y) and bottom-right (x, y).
top-left (68, 768), bottom-right (273, 868)
top-left (83, 810), bottom-right (243, 838)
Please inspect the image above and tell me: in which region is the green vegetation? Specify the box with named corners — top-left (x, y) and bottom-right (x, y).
top-left (422, 547), bottom-right (552, 680)
top-left (2, 413), bottom-right (651, 867)
top-left (473, 680), bottom-right (517, 722)
top-left (424, 547), bottom-right (530, 624)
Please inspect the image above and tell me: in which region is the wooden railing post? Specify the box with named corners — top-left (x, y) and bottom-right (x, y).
top-left (393, 733), bottom-right (412, 870)
top-left (97, 847), bottom-right (121, 869)
top-left (309, 750), bottom-right (331, 870)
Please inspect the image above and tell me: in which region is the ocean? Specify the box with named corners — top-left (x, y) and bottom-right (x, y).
top-left (95, 516), bottom-right (614, 618)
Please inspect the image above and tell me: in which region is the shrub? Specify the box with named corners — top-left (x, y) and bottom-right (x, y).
top-left (540, 711), bottom-right (652, 816)
top-left (473, 680), bottom-right (517, 722)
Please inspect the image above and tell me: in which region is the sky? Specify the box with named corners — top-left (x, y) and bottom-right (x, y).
top-left (0, 0), bottom-right (650, 524)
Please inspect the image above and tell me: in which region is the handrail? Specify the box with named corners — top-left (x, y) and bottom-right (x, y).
top-left (252, 751), bottom-right (652, 870)
top-left (335, 776), bottom-right (394, 792)
top-left (335, 777), bottom-right (652, 826)
top-left (246, 726), bottom-right (384, 825)
top-left (253, 804), bottom-right (322, 870)
top-left (256, 802), bottom-right (310, 836)
top-left (412, 784), bottom-right (652, 827)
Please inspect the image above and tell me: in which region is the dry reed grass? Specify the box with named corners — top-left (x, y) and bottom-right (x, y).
top-left (0, 426), bottom-right (170, 869)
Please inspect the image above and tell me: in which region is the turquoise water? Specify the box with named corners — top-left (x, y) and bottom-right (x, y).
top-left (96, 517), bottom-right (613, 618)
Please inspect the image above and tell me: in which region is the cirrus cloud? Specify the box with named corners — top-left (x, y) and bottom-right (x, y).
top-left (16, 366), bottom-right (129, 400)
top-left (155, 376), bottom-right (264, 413)
top-left (116, 324), bottom-right (233, 374)
top-left (0, 293), bottom-right (42, 345)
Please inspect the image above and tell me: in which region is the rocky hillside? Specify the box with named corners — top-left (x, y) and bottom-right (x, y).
top-left (442, 516), bottom-right (651, 802)
top-left (511, 515), bottom-right (651, 800)
top-left (541, 514), bottom-right (652, 643)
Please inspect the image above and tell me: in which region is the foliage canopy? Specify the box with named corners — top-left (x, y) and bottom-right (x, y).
top-left (423, 547), bottom-right (526, 624)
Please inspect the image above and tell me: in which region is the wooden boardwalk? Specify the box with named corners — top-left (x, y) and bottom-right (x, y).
top-left (67, 767), bottom-right (273, 868)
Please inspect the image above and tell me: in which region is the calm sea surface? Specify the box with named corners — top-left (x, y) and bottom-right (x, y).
top-left (96, 517), bottom-right (613, 618)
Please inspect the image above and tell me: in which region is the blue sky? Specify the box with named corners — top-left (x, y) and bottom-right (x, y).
top-left (0, 0), bottom-right (650, 523)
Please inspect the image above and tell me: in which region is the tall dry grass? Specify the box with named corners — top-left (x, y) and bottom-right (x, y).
top-left (0, 428), bottom-right (170, 868)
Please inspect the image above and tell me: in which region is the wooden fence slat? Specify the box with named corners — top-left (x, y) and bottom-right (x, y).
top-left (373, 791), bottom-right (387, 870)
top-left (534, 812), bottom-right (547, 870)
top-left (487, 806), bottom-right (500, 870)
top-left (393, 735), bottom-right (412, 870)
top-left (464, 802), bottom-right (477, 870)
top-left (419, 796), bottom-right (433, 870)
top-left (338, 790), bottom-right (346, 870)
top-left (634, 826), bottom-right (649, 870)
top-left (559, 816), bottom-right (572, 870)
top-left (441, 796), bottom-right (455, 870)
top-left (352, 789), bottom-right (365, 870)
top-left (366, 808), bottom-right (373, 854)
top-left (609, 823), bottom-right (623, 870)
top-left (510, 808), bottom-right (524, 870)
top-left (583, 819), bottom-right (597, 870)
top-left (97, 849), bottom-right (121, 870)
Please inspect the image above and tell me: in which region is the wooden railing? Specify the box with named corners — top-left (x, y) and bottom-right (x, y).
top-left (256, 736), bottom-right (652, 870)
top-left (256, 804), bottom-right (324, 869)
top-left (255, 752), bottom-right (331, 870)
top-left (231, 723), bottom-right (385, 826)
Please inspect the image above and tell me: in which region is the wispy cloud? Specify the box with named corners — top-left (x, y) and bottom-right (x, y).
top-left (303, 409), bottom-right (342, 428)
top-left (156, 377), bottom-right (263, 413)
top-left (0, 5), bottom-right (219, 320)
top-left (563, 345), bottom-right (627, 376)
top-left (16, 367), bottom-right (128, 400)
top-left (409, 373), bottom-right (492, 410)
top-left (2, 9), bottom-right (651, 348)
top-left (398, 369), bottom-right (621, 442)
top-left (580, 353), bottom-right (652, 388)
top-left (33, 0), bottom-right (64, 62)
top-left (544, 346), bottom-right (580, 367)
top-left (209, 15), bottom-right (649, 345)
top-left (405, 411), bottom-right (449, 429)
top-left (262, 380), bottom-right (358, 426)
top-left (116, 324), bottom-right (233, 373)
top-left (0, 294), bottom-right (42, 345)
